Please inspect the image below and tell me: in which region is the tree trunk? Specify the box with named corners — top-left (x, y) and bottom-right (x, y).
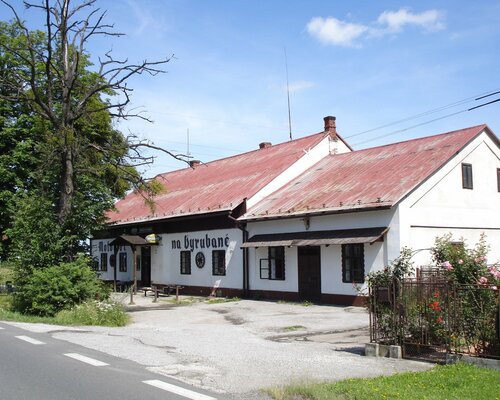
top-left (58, 146), bottom-right (74, 226)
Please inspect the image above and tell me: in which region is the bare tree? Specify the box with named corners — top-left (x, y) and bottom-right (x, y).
top-left (0, 0), bottom-right (189, 225)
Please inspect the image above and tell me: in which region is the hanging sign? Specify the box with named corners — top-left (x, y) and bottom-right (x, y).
top-left (145, 234), bottom-right (161, 244)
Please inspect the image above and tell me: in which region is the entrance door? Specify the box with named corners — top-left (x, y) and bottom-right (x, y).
top-left (298, 246), bottom-right (321, 302)
top-left (141, 246), bottom-right (151, 287)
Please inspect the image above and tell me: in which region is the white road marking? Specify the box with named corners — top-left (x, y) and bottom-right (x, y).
top-left (143, 380), bottom-right (217, 400)
top-left (64, 353), bottom-right (109, 367)
top-left (15, 335), bottom-right (45, 345)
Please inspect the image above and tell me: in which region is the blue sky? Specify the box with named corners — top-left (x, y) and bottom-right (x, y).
top-left (3, 1), bottom-right (500, 177)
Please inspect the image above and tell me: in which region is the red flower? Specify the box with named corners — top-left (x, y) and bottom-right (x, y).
top-left (433, 292), bottom-right (440, 298)
top-left (437, 316), bottom-right (444, 324)
top-left (430, 301), bottom-right (441, 311)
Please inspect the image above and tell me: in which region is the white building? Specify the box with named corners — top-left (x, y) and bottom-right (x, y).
top-left (91, 120), bottom-right (500, 305)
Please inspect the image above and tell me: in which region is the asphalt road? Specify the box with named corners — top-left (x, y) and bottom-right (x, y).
top-left (0, 322), bottom-right (223, 400)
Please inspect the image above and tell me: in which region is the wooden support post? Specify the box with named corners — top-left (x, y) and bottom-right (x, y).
top-left (153, 287), bottom-right (158, 303)
top-left (132, 245), bottom-right (137, 295)
top-left (176, 286), bottom-right (179, 301)
top-left (129, 284), bottom-right (135, 305)
top-left (113, 246), bottom-right (118, 292)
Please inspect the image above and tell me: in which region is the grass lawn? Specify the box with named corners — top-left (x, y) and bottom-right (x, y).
top-left (268, 363), bottom-right (500, 400)
top-left (0, 294), bottom-right (129, 327)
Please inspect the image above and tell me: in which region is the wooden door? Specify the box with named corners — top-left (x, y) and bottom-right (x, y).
top-left (141, 246), bottom-right (151, 287)
top-left (298, 246), bottom-right (321, 302)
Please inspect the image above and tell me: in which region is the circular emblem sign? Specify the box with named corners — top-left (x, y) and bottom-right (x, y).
top-left (195, 252), bottom-right (205, 268)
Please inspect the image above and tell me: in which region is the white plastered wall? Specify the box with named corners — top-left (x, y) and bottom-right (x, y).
top-left (398, 130), bottom-right (500, 266)
top-left (151, 228), bottom-right (243, 289)
top-left (90, 238), bottom-right (134, 281)
top-left (247, 209), bottom-right (398, 296)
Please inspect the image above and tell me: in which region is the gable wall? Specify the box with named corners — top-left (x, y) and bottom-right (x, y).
top-left (399, 131), bottom-right (500, 265)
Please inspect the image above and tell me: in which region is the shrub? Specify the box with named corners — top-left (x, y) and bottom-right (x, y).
top-left (13, 256), bottom-right (108, 316)
top-left (55, 300), bottom-right (129, 327)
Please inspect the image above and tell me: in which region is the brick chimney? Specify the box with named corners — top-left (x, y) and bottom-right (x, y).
top-left (259, 142), bottom-right (272, 149)
top-left (323, 116), bottom-right (337, 139)
top-left (189, 160), bottom-right (201, 168)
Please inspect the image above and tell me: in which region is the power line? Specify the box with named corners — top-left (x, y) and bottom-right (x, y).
top-left (345, 88), bottom-right (500, 140)
top-left (352, 97), bottom-right (499, 147)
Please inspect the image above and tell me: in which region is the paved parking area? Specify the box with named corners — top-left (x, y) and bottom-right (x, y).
top-left (6, 294), bottom-right (432, 397)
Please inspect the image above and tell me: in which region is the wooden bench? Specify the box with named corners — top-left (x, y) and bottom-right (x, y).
top-left (143, 285), bottom-right (184, 302)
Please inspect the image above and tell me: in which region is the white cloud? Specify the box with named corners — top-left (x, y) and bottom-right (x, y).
top-left (377, 8), bottom-right (445, 32)
top-left (307, 8), bottom-right (445, 47)
top-left (286, 80), bottom-right (315, 93)
top-left (306, 17), bottom-right (368, 47)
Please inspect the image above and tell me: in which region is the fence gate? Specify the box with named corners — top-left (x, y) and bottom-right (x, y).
top-left (369, 268), bottom-right (500, 362)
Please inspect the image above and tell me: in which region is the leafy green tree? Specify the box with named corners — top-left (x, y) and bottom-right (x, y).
top-left (0, 1), bottom-right (188, 266)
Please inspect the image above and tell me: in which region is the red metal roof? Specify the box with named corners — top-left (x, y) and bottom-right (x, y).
top-left (242, 125), bottom-right (491, 220)
top-left (106, 131), bottom-right (328, 225)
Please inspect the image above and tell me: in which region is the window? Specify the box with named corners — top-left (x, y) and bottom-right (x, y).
top-left (462, 163), bottom-right (473, 189)
top-left (100, 253), bottom-right (108, 272)
top-left (136, 255), bottom-right (141, 271)
top-left (212, 250), bottom-right (226, 276)
top-left (119, 252), bottom-right (127, 272)
top-left (109, 254), bottom-right (116, 269)
top-left (91, 257), bottom-right (99, 271)
top-left (342, 244), bottom-right (364, 283)
top-left (260, 247), bottom-right (285, 280)
top-left (180, 251), bottom-right (191, 275)
top-left (497, 168), bottom-right (500, 192)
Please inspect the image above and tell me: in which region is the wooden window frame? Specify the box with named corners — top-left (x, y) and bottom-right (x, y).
top-left (119, 252), bottom-right (127, 272)
top-left (462, 163), bottom-right (473, 189)
top-left (180, 251), bottom-right (191, 275)
top-left (341, 244), bottom-right (365, 283)
top-left (212, 250), bottom-right (226, 276)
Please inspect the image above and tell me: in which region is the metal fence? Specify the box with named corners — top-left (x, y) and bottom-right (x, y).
top-left (369, 269), bottom-right (500, 362)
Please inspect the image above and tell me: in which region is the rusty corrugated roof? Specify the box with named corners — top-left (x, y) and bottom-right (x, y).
top-left (241, 125), bottom-right (492, 220)
top-left (106, 131), bottom-right (330, 225)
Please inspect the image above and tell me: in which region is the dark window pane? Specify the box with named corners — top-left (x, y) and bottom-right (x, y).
top-left (212, 250), bottom-right (226, 276)
top-left (497, 169), bottom-right (500, 192)
top-left (268, 246), bottom-right (285, 280)
top-left (462, 163), bottom-right (473, 189)
top-left (100, 253), bottom-right (108, 272)
top-left (342, 244), bottom-right (364, 283)
top-left (119, 252), bottom-right (127, 272)
top-left (180, 251), bottom-right (191, 275)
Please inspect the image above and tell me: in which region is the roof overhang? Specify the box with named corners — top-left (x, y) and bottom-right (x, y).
top-left (239, 205), bottom-right (392, 222)
top-left (108, 235), bottom-right (149, 247)
top-left (241, 227), bottom-right (389, 248)
top-left (106, 209), bottom-right (233, 228)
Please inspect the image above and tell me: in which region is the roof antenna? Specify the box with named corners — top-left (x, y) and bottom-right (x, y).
top-left (284, 47), bottom-right (293, 140)
top-left (187, 128), bottom-right (191, 158)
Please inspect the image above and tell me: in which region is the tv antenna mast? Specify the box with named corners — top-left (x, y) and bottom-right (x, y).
top-left (284, 47), bottom-right (293, 140)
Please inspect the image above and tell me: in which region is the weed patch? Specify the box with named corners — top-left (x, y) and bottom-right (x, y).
top-left (267, 363), bottom-right (499, 400)
top-left (283, 325), bottom-right (306, 331)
